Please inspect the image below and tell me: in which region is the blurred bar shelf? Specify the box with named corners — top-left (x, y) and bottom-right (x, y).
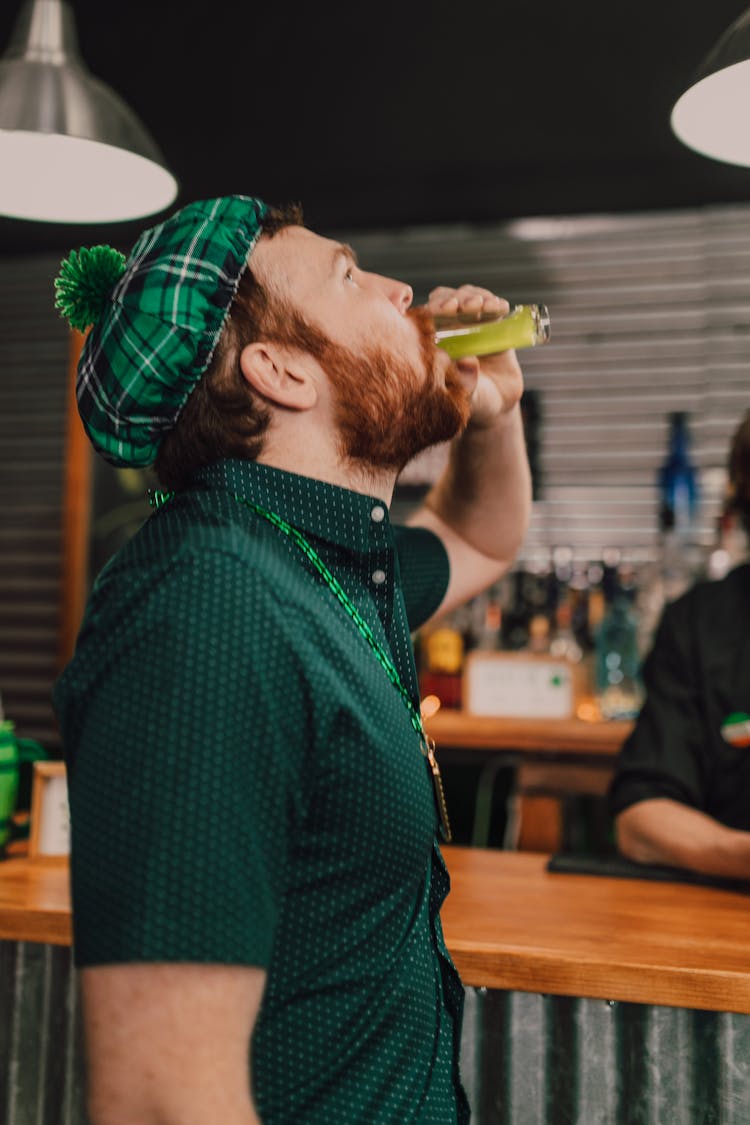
top-left (424, 710), bottom-right (632, 755)
top-left (424, 711), bottom-right (634, 850)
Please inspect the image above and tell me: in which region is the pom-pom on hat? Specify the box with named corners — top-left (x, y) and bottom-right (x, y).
top-left (54, 195), bottom-right (268, 467)
top-left (54, 246), bottom-right (128, 332)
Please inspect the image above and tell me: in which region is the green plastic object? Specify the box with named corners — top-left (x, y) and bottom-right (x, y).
top-left (0, 720), bottom-right (47, 852)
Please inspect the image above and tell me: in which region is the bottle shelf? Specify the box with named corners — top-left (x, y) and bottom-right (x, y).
top-left (423, 709), bottom-right (633, 756)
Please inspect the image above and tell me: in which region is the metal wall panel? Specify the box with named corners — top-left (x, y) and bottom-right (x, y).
top-left (0, 254), bottom-right (69, 750)
top-left (0, 940), bottom-right (86, 1125)
top-left (2, 942), bottom-right (747, 1125)
top-left (458, 989), bottom-right (750, 1124)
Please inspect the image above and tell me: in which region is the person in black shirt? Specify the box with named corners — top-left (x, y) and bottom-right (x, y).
top-left (609, 411), bottom-right (750, 879)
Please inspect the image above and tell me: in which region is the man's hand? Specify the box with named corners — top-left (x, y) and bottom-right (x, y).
top-left (409, 284), bottom-right (533, 619)
top-left (427, 284), bottom-right (524, 428)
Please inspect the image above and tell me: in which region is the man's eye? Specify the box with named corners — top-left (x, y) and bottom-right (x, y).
top-left (344, 268), bottom-right (355, 283)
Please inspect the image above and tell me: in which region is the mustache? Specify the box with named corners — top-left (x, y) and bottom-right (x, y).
top-left (407, 304), bottom-right (468, 400)
top-left (406, 304), bottom-right (438, 348)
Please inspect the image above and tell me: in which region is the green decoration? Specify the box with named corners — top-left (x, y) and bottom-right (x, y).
top-left (723, 711), bottom-right (750, 727)
top-left (54, 245), bottom-right (127, 331)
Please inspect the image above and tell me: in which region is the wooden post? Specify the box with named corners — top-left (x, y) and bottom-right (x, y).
top-left (57, 329), bottom-right (91, 670)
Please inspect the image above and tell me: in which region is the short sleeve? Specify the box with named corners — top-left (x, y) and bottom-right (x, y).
top-left (608, 596), bottom-right (706, 816)
top-left (393, 525), bottom-right (450, 631)
top-left (58, 548), bottom-right (309, 967)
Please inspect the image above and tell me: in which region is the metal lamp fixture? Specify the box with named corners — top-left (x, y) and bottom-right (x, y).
top-left (671, 7), bottom-right (750, 167)
top-left (0, 0), bottom-right (178, 223)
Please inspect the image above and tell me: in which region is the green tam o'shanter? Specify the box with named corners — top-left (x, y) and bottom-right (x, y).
top-left (54, 195), bottom-right (268, 468)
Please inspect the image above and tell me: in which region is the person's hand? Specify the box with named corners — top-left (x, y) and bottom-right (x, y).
top-left (427, 284), bottom-right (524, 428)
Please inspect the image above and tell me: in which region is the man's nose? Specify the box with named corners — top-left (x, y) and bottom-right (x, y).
top-left (389, 278), bottom-right (414, 313)
top-left (370, 272), bottom-right (413, 313)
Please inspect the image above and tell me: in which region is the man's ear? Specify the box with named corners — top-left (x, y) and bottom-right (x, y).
top-left (239, 342), bottom-right (318, 410)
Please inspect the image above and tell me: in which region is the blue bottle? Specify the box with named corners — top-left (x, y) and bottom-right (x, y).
top-left (657, 412), bottom-right (700, 602)
top-left (658, 411), bottom-right (698, 535)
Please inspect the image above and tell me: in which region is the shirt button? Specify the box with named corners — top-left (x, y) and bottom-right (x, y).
top-left (370, 505), bottom-right (386, 523)
top-left (371, 569), bottom-right (386, 585)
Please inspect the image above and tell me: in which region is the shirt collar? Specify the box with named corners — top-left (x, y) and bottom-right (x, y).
top-left (190, 459), bottom-right (393, 552)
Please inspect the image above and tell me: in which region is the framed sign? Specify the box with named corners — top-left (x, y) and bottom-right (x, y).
top-left (463, 652), bottom-right (581, 720)
top-left (29, 761), bottom-right (70, 862)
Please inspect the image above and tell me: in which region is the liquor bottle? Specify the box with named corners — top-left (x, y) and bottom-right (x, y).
top-left (501, 568), bottom-right (532, 651)
top-left (550, 590), bottom-right (583, 665)
top-left (434, 304), bottom-right (550, 359)
top-left (594, 567), bottom-right (643, 720)
top-left (585, 563), bottom-right (606, 649)
top-left (658, 411), bottom-right (699, 603)
top-left (546, 547), bottom-right (580, 660)
top-left (527, 612), bottom-right (551, 653)
top-left (418, 616), bottom-right (465, 710)
top-left (658, 412), bottom-right (698, 535)
top-left (471, 583), bottom-right (503, 652)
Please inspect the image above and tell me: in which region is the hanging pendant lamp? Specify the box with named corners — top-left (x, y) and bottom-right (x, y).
top-left (0, 0), bottom-right (178, 223)
top-left (671, 7), bottom-right (750, 167)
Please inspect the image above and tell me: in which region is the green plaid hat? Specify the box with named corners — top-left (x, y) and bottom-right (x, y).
top-left (54, 195), bottom-right (268, 467)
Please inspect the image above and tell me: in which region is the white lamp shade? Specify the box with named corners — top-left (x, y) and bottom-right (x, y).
top-left (0, 0), bottom-right (178, 223)
top-left (671, 7), bottom-right (750, 168)
top-left (0, 132), bottom-right (178, 223)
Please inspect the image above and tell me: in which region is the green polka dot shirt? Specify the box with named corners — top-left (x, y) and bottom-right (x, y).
top-left (54, 459), bottom-right (470, 1124)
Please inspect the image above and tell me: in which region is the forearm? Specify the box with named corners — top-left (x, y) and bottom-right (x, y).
top-left (82, 963), bottom-right (265, 1125)
top-left (88, 1100), bottom-right (261, 1125)
top-left (422, 402), bottom-right (531, 564)
top-left (616, 798), bottom-right (750, 879)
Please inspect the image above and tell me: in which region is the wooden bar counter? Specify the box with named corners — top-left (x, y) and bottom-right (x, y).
top-left (3, 848), bottom-right (750, 1123)
top-left (0, 855), bottom-right (72, 946)
top-left (1, 846), bottom-right (748, 1012)
top-left (441, 846), bottom-right (750, 1015)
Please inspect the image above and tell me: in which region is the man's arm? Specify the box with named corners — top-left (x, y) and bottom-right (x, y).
top-left (409, 285), bottom-right (532, 618)
top-left (616, 798), bottom-right (750, 880)
top-left (81, 963), bottom-right (266, 1125)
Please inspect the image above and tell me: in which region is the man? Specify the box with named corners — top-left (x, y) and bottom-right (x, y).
top-left (609, 411), bottom-right (750, 881)
top-left (53, 195), bottom-right (531, 1124)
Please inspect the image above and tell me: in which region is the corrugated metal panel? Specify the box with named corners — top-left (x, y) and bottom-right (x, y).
top-left (0, 940), bottom-right (86, 1125)
top-left (458, 989), bottom-right (750, 1124)
top-left (4, 943), bottom-right (747, 1125)
top-left (0, 255), bottom-right (68, 749)
top-left (336, 204), bottom-right (750, 563)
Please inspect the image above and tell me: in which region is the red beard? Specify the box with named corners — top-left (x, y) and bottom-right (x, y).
top-left (327, 305), bottom-right (471, 471)
top-left (264, 301), bottom-right (470, 472)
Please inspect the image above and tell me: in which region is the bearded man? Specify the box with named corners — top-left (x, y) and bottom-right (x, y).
top-left (53, 196), bottom-right (531, 1125)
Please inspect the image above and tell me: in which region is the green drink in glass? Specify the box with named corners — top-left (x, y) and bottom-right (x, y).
top-left (434, 303), bottom-right (550, 359)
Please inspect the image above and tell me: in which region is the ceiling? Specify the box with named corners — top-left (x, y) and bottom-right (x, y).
top-left (3, 0), bottom-right (750, 254)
